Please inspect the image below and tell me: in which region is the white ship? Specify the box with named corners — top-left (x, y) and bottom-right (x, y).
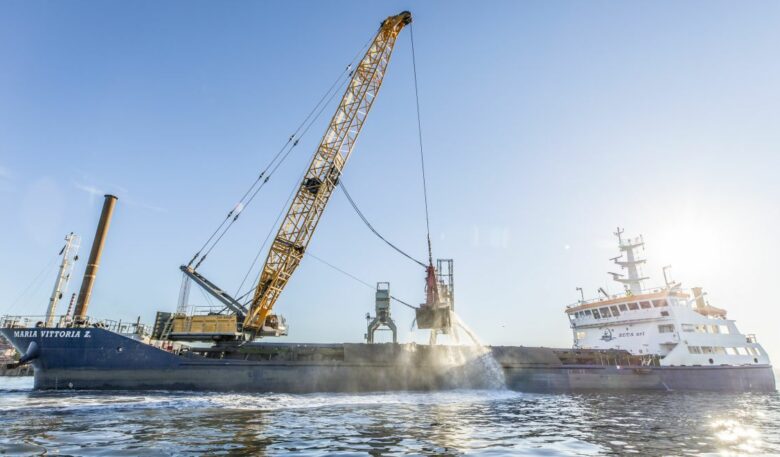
top-left (567, 229), bottom-right (770, 367)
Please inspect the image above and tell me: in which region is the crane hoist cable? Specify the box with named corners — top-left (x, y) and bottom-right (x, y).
top-left (194, 73), bottom-right (355, 270)
top-left (337, 180), bottom-right (426, 268)
top-left (188, 68), bottom-right (355, 270)
top-left (235, 169), bottom-right (428, 305)
top-left (304, 250), bottom-right (417, 310)
top-left (409, 23), bottom-right (434, 267)
top-left (186, 34), bottom-right (375, 270)
top-left (231, 65), bottom-right (371, 301)
top-left (234, 157), bottom-right (312, 300)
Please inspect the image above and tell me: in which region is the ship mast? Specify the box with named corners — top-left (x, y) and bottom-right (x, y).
top-left (609, 227), bottom-right (648, 295)
top-left (44, 232), bottom-right (80, 327)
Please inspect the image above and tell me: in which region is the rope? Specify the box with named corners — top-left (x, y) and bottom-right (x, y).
top-left (191, 73), bottom-right (344, 269)
top-left (410, 23), bottom-right (433, 266)
top-left (3, 252), bottom-right (60, 314)
top-left (338, 179), bottom-right (426, 268)
top-left (304, 251), bottom-right (417, 310)
top-left (196, 285), bottom-right (215, 309)
top-left (188, 34), bottom-right (375, 269)
top-left (234, 161), bottom-right (309, 301)
top-left (232, 69), bottom-right (357, 300)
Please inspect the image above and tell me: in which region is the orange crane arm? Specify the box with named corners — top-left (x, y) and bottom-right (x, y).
top-left (243, 11), bottom-right (413, 332)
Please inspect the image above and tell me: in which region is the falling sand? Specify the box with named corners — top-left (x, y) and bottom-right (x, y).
top-left (425, 311), bottom-right (506, 390)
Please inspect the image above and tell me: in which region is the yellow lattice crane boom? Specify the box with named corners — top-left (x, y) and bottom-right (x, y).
top-left (243, 11), bottom-right (413, 333)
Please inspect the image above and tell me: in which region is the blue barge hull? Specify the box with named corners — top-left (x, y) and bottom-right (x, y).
top-left (1, 327), bottom-right (775, 392)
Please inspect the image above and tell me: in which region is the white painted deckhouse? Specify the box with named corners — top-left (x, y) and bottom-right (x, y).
top-left (566, 229), bottom-right (770, 367)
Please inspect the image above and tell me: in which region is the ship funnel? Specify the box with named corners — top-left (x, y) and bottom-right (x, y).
top-left (74, 194), bottom-right (118, 322)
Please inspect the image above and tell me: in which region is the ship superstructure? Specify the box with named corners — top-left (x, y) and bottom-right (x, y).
top-left (566, 229), bottom-right (770, 367)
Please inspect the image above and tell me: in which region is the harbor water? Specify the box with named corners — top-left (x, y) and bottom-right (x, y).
top-left (1, 378), bottom-right (779, 455)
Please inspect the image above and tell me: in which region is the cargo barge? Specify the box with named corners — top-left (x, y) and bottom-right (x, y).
top-left (1, 323), bottom-right (774, 392)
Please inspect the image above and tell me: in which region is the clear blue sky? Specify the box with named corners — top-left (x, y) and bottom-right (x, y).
top-left (2, 1), bottom-right (779, 355)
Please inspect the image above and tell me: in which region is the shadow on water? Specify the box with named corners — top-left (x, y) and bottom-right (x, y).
top-left (1, 377), bottom-right (779, 456)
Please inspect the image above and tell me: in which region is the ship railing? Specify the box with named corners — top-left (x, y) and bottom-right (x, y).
top-left (618, 236), bottom-right (644, 248)
top-left (0, 314), bottom-right (152, 337)
top-left (96, 319), bottom-right (152, 338)
top-left (1, 314), bottom-right (101, 328)
top-left (178, 305), bottom-right (236, 316)
top-left (1, 315), bottom-right (52, 328)
top-left (566, 286), bottom-right (682, 309)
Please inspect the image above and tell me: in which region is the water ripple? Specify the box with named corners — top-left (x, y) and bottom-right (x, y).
top-left (0, 378), bottom-right (778, 456)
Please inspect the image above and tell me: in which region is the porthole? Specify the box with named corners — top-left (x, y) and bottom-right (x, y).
top-left (708, 358), bottom-right (714, 364)
top-left (754, 358), bottom-right (759, 364)
top-left (116, 346), bottom-right (124, 353)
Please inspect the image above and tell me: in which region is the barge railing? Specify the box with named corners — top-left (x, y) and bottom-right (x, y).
top-left (0, 314), bottom-right (152, 338)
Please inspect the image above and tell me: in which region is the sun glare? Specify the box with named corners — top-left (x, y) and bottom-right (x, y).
top-left (645, 203), bottom-right (745, 285)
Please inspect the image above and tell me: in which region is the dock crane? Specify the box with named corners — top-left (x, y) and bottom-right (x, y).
top-left (162, 11), bottom-right (414, 341)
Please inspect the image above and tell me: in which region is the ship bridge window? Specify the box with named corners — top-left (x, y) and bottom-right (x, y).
top-left (599, 307), bottom-right (611, 317)
top-left (652, 299), bottom-right (668, 308)
top-left (658, 324), bottom-right (675, 333)
top-left (708, 325), bottom-right (720, 334)
top-left (726, 347), bottom-right (738, 355)
top-left (640, 301), bottom-right (652, 309)
top-left (682, 324), bottom-right (694, 332)
top-left (736, 347), bottom-right (749, 356)
top-left (609, 306), bottom-right (620, 316)
top-left (628, 302), bottom-right (639, 311)
top-left (592, 309), bottom-right (601, 319)
top-left (618, 304), bottom-right (628, 312)
top-left (688, 346), bottom-right (702, 354)
top-left (719, 325), bottom-right (730, 334)
top-left (584, 310), bottom-right (592, 318)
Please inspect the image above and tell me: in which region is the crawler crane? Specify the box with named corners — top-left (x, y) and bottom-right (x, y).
top-left (163, 11), bottom-right (424, 341)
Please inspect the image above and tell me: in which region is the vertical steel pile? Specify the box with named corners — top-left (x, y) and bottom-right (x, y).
top-left (74, 194), bottom-right (118, 322)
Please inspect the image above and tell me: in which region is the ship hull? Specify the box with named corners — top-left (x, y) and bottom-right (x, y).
top-left (1, 328), bottom-right (775, 393)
